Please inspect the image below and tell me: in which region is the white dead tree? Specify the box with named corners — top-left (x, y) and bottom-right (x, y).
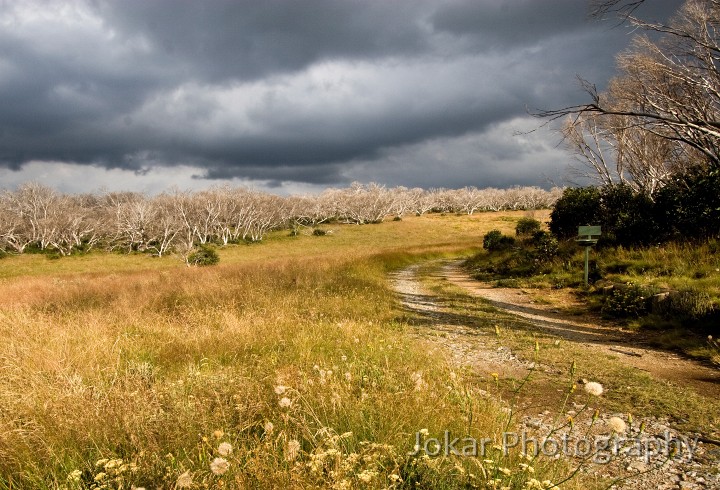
top-left (0, 190), bottom-right (33, 253)
top-left (146, 194), bottom-right (181, 257)
top-left (335, 183), bottom-right (394, 224)
top-left (542, 0), bottom-right (720, 189)
top-left (107, 193), bottom-right (156, 253)
top-left (47, 194), bottom-right (102, 255)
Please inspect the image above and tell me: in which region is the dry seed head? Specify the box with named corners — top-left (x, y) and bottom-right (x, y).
top-left (218, 442), bottom-right (233, 456)
top-left (608, 416), bottom-right (626, 433)
top-left (584, 381), bottom-right (604, 396)
top-left (286, 439), bottom-right (301, 461)
top-left (176, 471), bottom-right (193, 488)
top-left (210, 457), bottom-right (230, 475)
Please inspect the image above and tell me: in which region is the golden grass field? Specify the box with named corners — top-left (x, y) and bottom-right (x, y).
top-left (0, 210), bottom-right (662, 489)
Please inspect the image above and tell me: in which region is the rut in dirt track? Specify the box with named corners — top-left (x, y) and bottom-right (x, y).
top-left (393, 260), bottom-right (720, 399)
top-left (389, 260), bottom-right (720, 490)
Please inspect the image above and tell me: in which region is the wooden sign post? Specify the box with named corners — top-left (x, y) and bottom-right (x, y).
top-left (576, 226), bottom-right (601, 286)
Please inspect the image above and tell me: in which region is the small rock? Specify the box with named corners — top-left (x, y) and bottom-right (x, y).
top-left (627, 462), bottom-right (649, 472)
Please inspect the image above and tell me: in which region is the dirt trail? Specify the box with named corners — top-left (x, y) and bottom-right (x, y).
top-left (390, 264), bottom-right (533, 379)
top-left (440, 260), bottom-right (720, 398)
top-left (390, 261), bottom-right (720, 490)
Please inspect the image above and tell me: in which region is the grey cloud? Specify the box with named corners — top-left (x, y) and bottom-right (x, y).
top-left (95, 0), bottom-right (435, 83)
top-left (0, 0), bottom-right (680, 190)
top-left (340, 119), bottom-right (569, 190)
top-left (431, 0), bottom-right (593, 51)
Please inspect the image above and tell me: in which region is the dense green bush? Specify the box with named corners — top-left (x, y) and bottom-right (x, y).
top-left (598, 184), bottom-right (656, 247)
top-left (601, 283), bottom-right (655, 319)
top-left (482, 230), bottom-right (515, 251)
top-left (653, 166), bottom-right (720, 241)
top-left (549, 187), bottom-right (600, 239)
top-left (531, 231), bottom-right (560, 262)
top-left (470, 228), bottom-right (565, 280)
top-left (551, 168), bottom-right (720, 247)
top-left (515, 217), bottom-right (542, 237)
top-left (187, 245), bottom-right (220, 266)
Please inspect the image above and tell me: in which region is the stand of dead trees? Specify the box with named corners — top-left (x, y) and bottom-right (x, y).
top-left (0, 182), bottom-right (561, 259)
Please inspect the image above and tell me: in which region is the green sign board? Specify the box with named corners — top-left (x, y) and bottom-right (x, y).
top-left (577, 226), bottom-right (601, 286)
top-left (578, 225), bottom-right (601, 236)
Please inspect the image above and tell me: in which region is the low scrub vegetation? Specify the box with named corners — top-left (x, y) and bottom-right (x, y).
top-left (466, 212), bottom-right (720, 362)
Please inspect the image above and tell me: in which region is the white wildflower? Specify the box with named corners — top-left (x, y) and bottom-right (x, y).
top-left (218, 442), bottom-right (233, 456)
top-left (210, 457), bottom-right (230, 475)
top-left (584, 381), bottom-right (604, 396)
top-left (176, 471), bottom-right (193, 488)
top-left (608, 416), bottom-right (627, 433)
top-left (357, 469), bottom-right (376, 483)
top-left (67, 470), bottom-right (82, 482)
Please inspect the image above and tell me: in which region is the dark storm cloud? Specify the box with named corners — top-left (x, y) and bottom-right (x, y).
top-left (0, 0), bottom-right (680, 190)
top-left (432, 0), bottom-right (591, 50)
top-left (96, 0), bottom-right (433, 82)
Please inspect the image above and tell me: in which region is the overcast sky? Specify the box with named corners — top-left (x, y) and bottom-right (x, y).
top-left (0, 0), bottom-right (679, 195)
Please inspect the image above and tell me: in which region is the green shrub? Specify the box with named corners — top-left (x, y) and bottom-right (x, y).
top-left (653, 166), bottom-right (720, 241)
top-left (598, 184), bottom-right (656, 247)
top-left (187, 245), bottom-right (220, 266)
top-left (601, 283), bottom-right (655, 318)
top-left (482, 230), bottom-right (515, 251)
top-left (531, 231), bottom-right (560, 263)
top-left (549, 187), bottom-right (601, 240)
top-left (515, 217), bottom-right (541, 237)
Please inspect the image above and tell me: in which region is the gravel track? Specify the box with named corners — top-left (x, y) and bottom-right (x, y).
top-left (389, 261), bottom-right (720, 490)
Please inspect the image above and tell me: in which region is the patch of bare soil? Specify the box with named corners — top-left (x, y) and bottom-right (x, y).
top-left (390, 264), bottom-right (532, 379)
top-left (441, 261), bottom-right (720, 399)
top-left (389, 261), bottom-right (720, 490)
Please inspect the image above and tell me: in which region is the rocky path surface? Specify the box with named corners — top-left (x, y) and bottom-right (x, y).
top-left (389, 261), bottom-right (720, 490)
top-left (441, 261), bottom-right (720, 399)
